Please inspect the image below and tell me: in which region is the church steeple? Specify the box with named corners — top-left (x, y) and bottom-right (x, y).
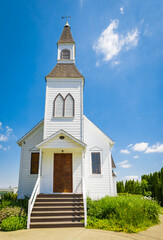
top-left (57, 22), bottom-right (75, 64)
top-left (58, 22), bottom-right (75, 44)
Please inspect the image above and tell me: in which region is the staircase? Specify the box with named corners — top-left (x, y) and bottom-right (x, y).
top-left (30, 194), bottom-right (84, 228)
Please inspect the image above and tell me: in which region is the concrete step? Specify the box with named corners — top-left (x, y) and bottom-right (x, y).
top-left (30, 222), bottom-right (84, 228)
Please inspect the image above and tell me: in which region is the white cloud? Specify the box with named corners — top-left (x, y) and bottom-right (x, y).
top-left (6, 126), bottom-right (13, 135)
top-left (125, 29), bottom-right (139, 50)
top-left (133, 155), bottom-right (139, 159)
top-left (120, 149), bottom-right (130, 154)
top-left (0, 122), bottom-right (2, 129)
top-left (128, 144), bottom-right (133, 148)
top-left (117, 160), bottom-right (131, 168)
top-left (125, 176), bottom-right (138, 181)
top-left (3, 147), bottom-right (7, 151)
top-left (120, 7), bottom-right (124, 15)
top-left (112, 60), bottom-right (120, 66)
top-left (145, 143), bottom-right (163, 153)
top-left (0, 134), bottom-right (8, 142)
top-left (93, 19), bottom-right (139, 63)
top-left (132, 142), bottom-right (148, 152)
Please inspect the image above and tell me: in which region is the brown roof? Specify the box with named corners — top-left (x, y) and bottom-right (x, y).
top-left (112, 171), bottom-right (116, 177)
top-left (46, 63), bottom-right (84, 79)
top-left (58, 25), bottom-right (75, 44)
top-left (111, 155), bottom-right (116, 168)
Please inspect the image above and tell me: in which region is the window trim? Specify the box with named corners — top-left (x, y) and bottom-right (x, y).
top-left (53, 93), bottom-right (64, 117)
top-left (90, 152), bottom-right (102, 175)
top-left (64, 93), bottom-right (75, 117)
top-left (30, 152), bottom-right (39, 175)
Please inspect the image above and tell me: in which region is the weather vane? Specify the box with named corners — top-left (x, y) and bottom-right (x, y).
top-left (61, 16), bottom-right (71, 21)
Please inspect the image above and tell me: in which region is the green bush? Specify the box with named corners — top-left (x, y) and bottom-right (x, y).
top-left (0, 206), bottom-right (26, 223)
top-left (87, 195), bottom-right (160, 233)
top-left (1, 216), bottom-right (27, 231)
top-left (0, 193), bottom-right (28, 214)
top-left (2, 193), bottom-right (17, 201)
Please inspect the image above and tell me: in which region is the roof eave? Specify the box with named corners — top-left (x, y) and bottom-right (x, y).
top-left (57, 41), bottom-right (75, 45)
top-left (36, 129), bottom-right (87, 149)
top-left (17, 119), bottom-right (44, 146)
top-left (45, 76), bottom-right (85, 81)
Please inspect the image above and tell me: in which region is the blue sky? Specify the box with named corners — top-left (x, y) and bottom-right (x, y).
top-left (0, 0), bottom-right (163, 187)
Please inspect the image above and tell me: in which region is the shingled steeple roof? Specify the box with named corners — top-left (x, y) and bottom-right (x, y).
top-left (58, 22), bottom-right (75, 44)
top-left (45, 63), bottom-right (84, 79)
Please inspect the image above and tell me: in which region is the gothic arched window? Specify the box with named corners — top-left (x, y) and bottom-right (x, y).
top-left (53, 94), bottom-right (64, 117)
top-left (64, 94), bottom-right (74, 117)
top-left (61, 49), bottom-right (70, 60)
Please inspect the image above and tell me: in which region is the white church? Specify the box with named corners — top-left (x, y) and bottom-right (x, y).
top-left (17, 22), bottom-right (117, 228)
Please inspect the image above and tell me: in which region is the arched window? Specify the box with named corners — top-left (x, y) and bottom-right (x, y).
top-left (61, 49), bottom-right (70, 60)
top-left (64, 94), bottom-right (74, 117)
top-left (53, 94), bottom-right (64, 117)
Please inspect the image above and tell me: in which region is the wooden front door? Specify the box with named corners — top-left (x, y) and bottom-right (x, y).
top-left (53, 153), bottom-right (72, 193)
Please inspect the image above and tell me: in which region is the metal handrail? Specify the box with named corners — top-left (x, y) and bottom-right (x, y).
top-left (27, 176), bottom-right (40, 229)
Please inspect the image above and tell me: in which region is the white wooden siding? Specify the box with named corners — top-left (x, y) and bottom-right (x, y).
top-left (83, 116), bottom-right (113, 199)
top-left (112, 176), bottom-right (117, 196)
top-left (17, 123), bottom-right (44, 199)
top-left (18, 115), bottom-right (115, 199)
top-left (44, 80), bottom-right (83, 141)
top-left (40, 134), bottom-right (82, 149)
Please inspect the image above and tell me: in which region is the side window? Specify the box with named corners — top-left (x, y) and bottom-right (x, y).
top-left (91, 152), bottom-right (101, 174)
top-left (54, 94), bottom-right (64, 117)
top-left (64, 94), bottom-right (74, 117)
top-left (31, 153), bottom-right (39, 174)
top-left (61, 49), bottom-right (70, 60)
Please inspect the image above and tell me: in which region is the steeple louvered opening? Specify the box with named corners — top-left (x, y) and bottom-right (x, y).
top-left (61, 49), bottom-right (70, 60)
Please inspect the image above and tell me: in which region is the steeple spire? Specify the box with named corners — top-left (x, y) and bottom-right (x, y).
top-left (57, 22), bottom-right (75, 44)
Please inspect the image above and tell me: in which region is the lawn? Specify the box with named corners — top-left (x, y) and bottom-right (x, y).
top-left (86, 195), bottom-right (160, 233)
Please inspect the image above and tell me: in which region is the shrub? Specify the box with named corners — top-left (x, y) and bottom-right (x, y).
top-left (2, 193), bottom-right (17, 201)
top-left (1, 216), bottom-right (27, 231)
top-left (0, 206), bottom-right (26, 223)
top-left (87, 195), bottom-right (160, 233)
top-left (0, 193), bottom-right (28, 214)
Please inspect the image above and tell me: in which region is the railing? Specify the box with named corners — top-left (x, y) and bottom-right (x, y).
top-left (27, 176), bottom-right (40, 229)
top-left (82, 177), bottom-right (87, 226)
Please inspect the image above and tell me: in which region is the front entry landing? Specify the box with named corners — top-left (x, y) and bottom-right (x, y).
top-left (53, 153), bottom-right (72, 193)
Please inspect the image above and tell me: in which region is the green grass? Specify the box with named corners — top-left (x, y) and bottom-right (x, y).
top-left (86, 195), bottom-right (160, 233)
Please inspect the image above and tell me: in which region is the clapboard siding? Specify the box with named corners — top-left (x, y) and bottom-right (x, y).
top-left (17, 123), bottom-right (44, 199)
top-left (40, 134), bottom-right (82, 149)
top-left (83, 116), bottom-right (115, 199)
top-left (18, 115), bottom-right (116, 199)
top-left (44, 80), bottom-right (83, 141)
